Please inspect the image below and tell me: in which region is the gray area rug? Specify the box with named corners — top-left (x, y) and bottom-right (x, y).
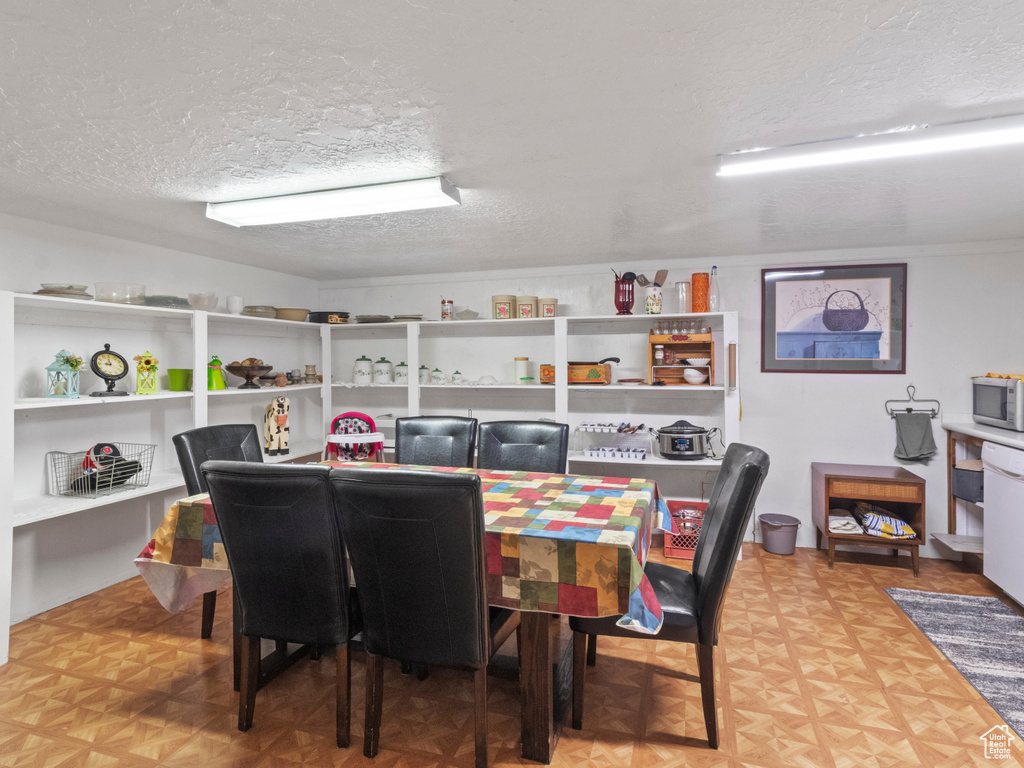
top-left (885, 588), bottom-right (1024, 737)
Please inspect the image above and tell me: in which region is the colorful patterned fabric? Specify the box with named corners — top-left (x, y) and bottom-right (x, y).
top-left (136, 463), bottom-right (670, 634)
top-left (852, 501), bottom-right (917, 539)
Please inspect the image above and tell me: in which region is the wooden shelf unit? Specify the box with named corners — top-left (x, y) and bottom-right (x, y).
top-left (647, 333), bottom-right (714, 385)
top-left (811, 462), bottom-right (925, 577)
top-left (945, 428), bottom-right (986, 573)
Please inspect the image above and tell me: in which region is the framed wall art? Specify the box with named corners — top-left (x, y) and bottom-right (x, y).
top-left (761, 263), bottom-right (906, 374)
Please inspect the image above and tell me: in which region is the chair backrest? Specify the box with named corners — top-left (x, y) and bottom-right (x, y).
top-left (691, 443), bottom-right (770, 645)
top-left (173, 424), bottom-right (263, 496)
top-left (394, 416), bottom-right (478, 467)
top-left (201, 461), bottom-right (351, 645)
top-left (477, 420), bottom-right (569, 474)
top-left (328, 466), bottom-right (490, 669)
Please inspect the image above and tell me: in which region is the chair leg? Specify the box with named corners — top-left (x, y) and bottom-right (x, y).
top-left (586, 634), bottom-right (597, 666)
top-left (571, 631), bottom-right (586, 730)
top-left (364, 652), bottom-right (384, 758)
top-left (232, 592), bottom-right (242, 692)
top-left (474, 667), bottom-right (488, 768)
top-left (238, 635), bottom-right (260, 732)
top-left (695, 642), bottom-right (718, 749)
top-left (201, 590), bottom-right (217, 639)
top-left (310, 644), bottom-right (322, 661)
top-left (336, 645), bottom-right (350, 748)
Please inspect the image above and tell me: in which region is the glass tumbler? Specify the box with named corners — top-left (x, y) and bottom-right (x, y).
top-left (675, 281), bottom-right (691, 314)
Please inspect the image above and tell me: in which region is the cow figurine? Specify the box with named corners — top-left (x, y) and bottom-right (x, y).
top-left (264, 395), bottom-right (290, 455)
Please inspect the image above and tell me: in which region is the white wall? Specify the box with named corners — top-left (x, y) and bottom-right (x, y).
top-left (3, 213), bottom-right (320, 623)
top-left (320, 239), bottom-right (1024, 558)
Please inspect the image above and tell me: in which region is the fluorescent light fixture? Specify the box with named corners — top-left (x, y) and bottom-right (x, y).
top-left (206, 176), bottom-right (461, 226)
top-left (717, 114), bottom-right (1024, 177)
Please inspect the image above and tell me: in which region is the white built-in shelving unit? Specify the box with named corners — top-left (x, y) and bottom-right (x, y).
top-left (0, 295), bottom-right (739, 663)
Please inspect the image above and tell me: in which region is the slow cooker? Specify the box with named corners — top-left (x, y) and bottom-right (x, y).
top-left (654, 420), bottom-right (711, 460)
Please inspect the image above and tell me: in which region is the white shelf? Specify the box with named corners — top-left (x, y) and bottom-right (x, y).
top-left (13, 470), bottom-right (186, 527)
top-left (14, 293), bottom-right (194, 319)
top-left (568, 384), bottom-right (725, 393)
top-left (567, 312), bottom-right (727, 336)
top-left (210, 383), bottom-right (322, 397)
top-left (419, 384), bottom-right (552, 391)
top-left (264, 438), bottom-right (324, 464)
top-left (419, 317), bottom-right (555, 338)
top-left (14, 391), bottom-right (194, 409)
top-left (567, 451), bottom-right (723, 468)
top-left (333, 383), bottom-right (408, 389)
top-left (931, 533), bottom-right (985, 554)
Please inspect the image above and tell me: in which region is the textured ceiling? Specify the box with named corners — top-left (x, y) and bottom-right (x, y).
top-left (3, 1), bottom-right (1024, 279)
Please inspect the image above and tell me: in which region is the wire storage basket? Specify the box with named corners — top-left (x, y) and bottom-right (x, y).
top-left (47, 442), bottom-right (156, 499)
top-left (664, 499), bottom-right (708, 560)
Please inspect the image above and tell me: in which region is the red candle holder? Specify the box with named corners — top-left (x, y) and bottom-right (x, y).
top-left (614, 277), bottom-right (635, 315)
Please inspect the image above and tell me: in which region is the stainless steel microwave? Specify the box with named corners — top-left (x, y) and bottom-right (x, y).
top-left (973, 376), bottom-right (1024, 432)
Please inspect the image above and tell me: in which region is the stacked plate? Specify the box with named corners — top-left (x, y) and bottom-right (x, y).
top-left (356, 315), bottom-right (392, 323)
top-left (145, 295), bottom-right (191, 309)
top-left (242, 305), bottom-right (277, 318)
top-left (392, 314), bottom-right (423, 322)
top-left (33, 283), bottom-right (93, 300)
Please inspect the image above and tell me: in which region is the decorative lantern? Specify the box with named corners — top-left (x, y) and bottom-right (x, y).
top-left (46, 350), bottom-right (82, 399)
top-left (133, 351), bottom-right (159, 395)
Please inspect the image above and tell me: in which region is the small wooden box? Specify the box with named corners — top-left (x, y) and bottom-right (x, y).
top-left (539, 363), bottom-right (613, 385)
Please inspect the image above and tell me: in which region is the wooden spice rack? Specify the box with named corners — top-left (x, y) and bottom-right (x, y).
top-left (647, 333), bottom-right (715, 385)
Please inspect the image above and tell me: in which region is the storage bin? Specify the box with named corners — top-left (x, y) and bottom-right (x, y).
top-left (952, 466), bottom-right (984, 503)
top-left (47, 442), bottom-right (155, 499)
top-left (664, 499), bottom-right (708, 559)
top-left (759, 513), bottom-right (800, 555)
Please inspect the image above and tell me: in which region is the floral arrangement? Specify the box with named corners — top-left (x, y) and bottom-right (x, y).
top-left (134, 353), bottom-right (159, 372)
top-left (57, 352), bottom-right (83, 371)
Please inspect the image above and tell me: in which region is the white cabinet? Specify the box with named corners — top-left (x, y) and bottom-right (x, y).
top-left (0, 291), bottom-right (332, 663)
top-left (325, 312), bottom-right (741, 500)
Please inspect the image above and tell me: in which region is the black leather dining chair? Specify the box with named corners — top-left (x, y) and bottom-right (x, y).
top-left (202, 461), bottom-right (359, 748)
top-left (394, 415), bottom-right (478, 467)
top-left (328, 466), bottom-right (519, 768)
top-left (172, 424), bottom-right (264, 640)
top-left (568, 442), bottom-right (770, 748)
top-left (477, 420), bottom-right (569, 474)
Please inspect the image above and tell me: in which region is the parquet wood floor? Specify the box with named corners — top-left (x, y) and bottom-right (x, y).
top-left (2, 543), bottom-right (1022, 767)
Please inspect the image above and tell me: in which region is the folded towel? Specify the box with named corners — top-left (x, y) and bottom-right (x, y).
top-left (852, 502), bottom-right (916, 539)
top-left (956, 458), bottom-right (983, 471)
top-left (894, 411), bottom-right (937, 461)
top-left (828, 508), bottom-right (863, 533)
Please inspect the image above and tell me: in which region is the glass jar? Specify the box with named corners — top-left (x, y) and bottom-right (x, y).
top-left (676, 281), bottom-right (691, 313)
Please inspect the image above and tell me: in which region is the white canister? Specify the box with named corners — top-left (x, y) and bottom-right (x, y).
top-left (516, 296), bottom-right (538, 319)
top-left (430, 368), bottom-right (447, 385)
top-left (451, 370), bottom-right (464, 384)
top-left (645, 285), bottom-right (663, 314)
top-left (539, 298), bottom-right (558, 317)
top-left (353, 355), bottom-right (373, 386)
top-left (419, 365), bottom-right (430, 384)
top-left (515, 356), bottom-right (529, 384)
top-left (394, 362), bottom-right (409, 384)
top-left (372, 357), bottom-right (393, 384)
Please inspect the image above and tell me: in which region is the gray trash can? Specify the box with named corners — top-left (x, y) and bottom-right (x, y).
top-left (759, 513), bottom-right (801, 555)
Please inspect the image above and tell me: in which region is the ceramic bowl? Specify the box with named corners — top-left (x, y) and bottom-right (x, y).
top-left (685, 357), bottom-right (711, 366)
top-left (188, 292), bottom-right (218, 311)
top-left (275, 308), bottom-right (310, 322)
top-left (682, 368), bottom-right (708, 385)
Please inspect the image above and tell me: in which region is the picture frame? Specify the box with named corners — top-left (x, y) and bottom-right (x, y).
top-left (761, 263), bottom-right (906, 374)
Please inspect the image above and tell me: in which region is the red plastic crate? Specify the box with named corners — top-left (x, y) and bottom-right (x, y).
top-left (664, 499), bottom-right (708, 560)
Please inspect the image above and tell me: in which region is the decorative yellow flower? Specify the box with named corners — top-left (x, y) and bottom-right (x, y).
top-left (134, 353), bottom-right (159, 372)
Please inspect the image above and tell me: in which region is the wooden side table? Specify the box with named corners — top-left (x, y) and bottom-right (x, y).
top-left (811, 462), bottom-right (925, 576)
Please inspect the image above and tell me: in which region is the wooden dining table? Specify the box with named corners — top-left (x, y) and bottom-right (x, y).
top-left (136, 461), bottom-right (669, 763)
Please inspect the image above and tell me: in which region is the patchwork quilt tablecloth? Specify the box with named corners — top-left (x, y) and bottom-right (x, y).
top-left (136, 462), bottom-right (671, 634)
